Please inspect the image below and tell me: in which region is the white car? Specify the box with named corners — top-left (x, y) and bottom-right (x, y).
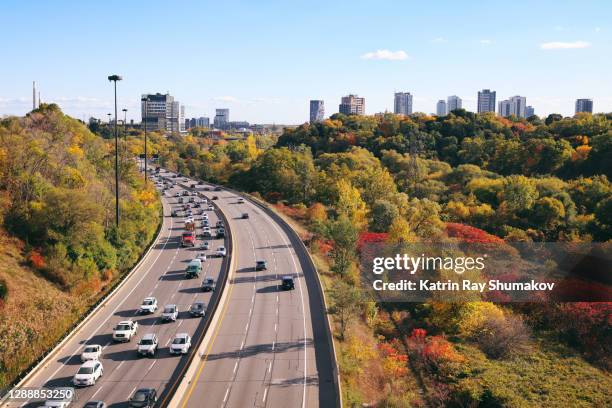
top-left (197, 252), bottom-right (207, 261)
top-left (42, 388), bottom-right (74, 407)
top-left (207, 205), bottom-right (214, 211)
top-left (202, 213), bottom-right (209, 220)
top-left (73, 360), bottom-right (103, 387)
top-left (112, 320), bottom-right (138, 342)
top-left (216, 246), bottom-right (227, 257)
top-left (237, 198), bottom-right (245, 204)
top-left (169, 333), bottom-right (192, 355)
top-left (80, 344), bottom-right (102, 362)
top-left (162, 304), bottom-right (178, 322)
top-left (138, 297), bottom-right (158, 314)
top-left (137, 333), bottom-right (159, 357)
top-left (199, 241), bottom-right (210, 250)
top-left (174, 192), bottom-right (180, 197)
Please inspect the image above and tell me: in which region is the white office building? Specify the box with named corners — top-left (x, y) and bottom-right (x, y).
top-left (447, 95), bottom-right (462, 112)
top-left (436, 100), bottom-right (447, 116)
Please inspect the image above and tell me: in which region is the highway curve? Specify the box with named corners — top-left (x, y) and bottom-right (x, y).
top-left (172, 173), bottom-right (337, 408)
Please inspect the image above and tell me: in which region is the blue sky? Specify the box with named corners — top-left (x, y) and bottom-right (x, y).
top-left (1, 0), bottom-right (610, 123)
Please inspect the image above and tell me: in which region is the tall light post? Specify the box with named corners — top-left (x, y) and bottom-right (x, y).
top-left (141, 97), bottom-right (149, 183)
top-left (108, 74), bottom-right (123, 227)
top-left (122, 108), bottom-right (128, 175)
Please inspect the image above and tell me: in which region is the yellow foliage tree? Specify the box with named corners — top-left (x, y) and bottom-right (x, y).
top-left (336, 179), bottom-right (368, 230)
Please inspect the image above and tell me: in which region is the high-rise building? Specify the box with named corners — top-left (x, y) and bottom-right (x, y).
top-left (214, 109), bottom-right (230, 129)
top-left (436, 100), bottom-right (447, 116)
top-left (498, 100), bottom-right (511, 117)
top-left (447, 95), bottom-right (462, 112)
top-left (477, 89), bottom-right (496, 113)
top-left (310, 100), bottom-right (325, 123)
top-left (498, 95), bottom-right (527, 118)
top-left (141, 93), bottom-right (185, 133)
top-left (339, 94), bottom-right (365, 115)
top-left (185, 118), bottom-right (191, 129)
top-left (525, 106), bottom-right (535, 118)
top-left (189, 118), bottom-right (197, 128)
top-left (196, 117), bottom-right (210, 127)
top-left (575, 99), bottom-right (593, 114)
top-left (394, 92), bottom-right (413, 115)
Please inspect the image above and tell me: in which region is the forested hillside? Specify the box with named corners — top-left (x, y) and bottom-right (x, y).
top-left (145, 110), bottom-right (611, 406)
top-left (0, 105), bottom-right (160, 389)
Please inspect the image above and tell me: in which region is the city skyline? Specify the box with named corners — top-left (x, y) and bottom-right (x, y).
top-left (1, 0), bottom-right (611, 123)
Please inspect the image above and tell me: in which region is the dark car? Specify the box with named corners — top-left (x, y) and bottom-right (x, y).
top-left (241, 213), bottom-right (249, 219)
top-left (189, 301), bottom-right (206, 317)
top-left (281, 276), bottom-right (295, 290)
top-left (201, 278), bottom-right (216, 292)
top-left (190, 183), bottom-right (196, 188)
top-left (84, 402), bottom-right (107, 408)
top-left (255, 260), bottom-right (267, 271)
top-left (216, 228), bottom-right (225, 238)
top-left (214, 186), bottom-right (222, 191)
top-left (212, 195), bottom-right (219, 200)
top-left (129, 388), bottom-right (157, 408)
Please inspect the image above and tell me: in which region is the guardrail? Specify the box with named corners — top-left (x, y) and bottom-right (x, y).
top-left (157, 178), bottom-right (234, 408)
top-left (0, 190), bottom-right (166, 405)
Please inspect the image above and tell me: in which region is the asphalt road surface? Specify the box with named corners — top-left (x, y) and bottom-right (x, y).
top-left (171, 172), bottom-right (336, 408)
top-left (11, 178), bottom-right (228, 408)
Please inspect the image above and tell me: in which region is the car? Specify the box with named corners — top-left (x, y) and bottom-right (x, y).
top-left (190, 183), bottom-right (196, 188)
top-left (202, 220), bottom-right (210, 227)
top-left (186, 258), bottom-right (203, 278)
top-left (255, 260), bottom-right (268, 271)
top-left (214, 186), bottom-right (222, 191)
top-left (237, 198), bottom-right (245, 204)
top-left (182, 190), bottom-right (189, 196)
top-left (137, 333), bottom-right (158, 357)
top-left (189, 301), bottom-right (206, 317)
top-left (281, 276), bottom-right (295, 290)
top-left (199, 241), bottom-right (210, 250)
top-left (201, 278), bottom-right (216, 292)
top-left (203, 227), bottom-right (212, 238)
top-left (174, 192), bottom-right (180, 197)
top-left (138, 297), bottom-right (158, 314)
top-left (128, 388), bottom-right (157, 408)
top-left (162, 304), bottom-right (178, 322)
top-left (81, 344), bottom-right (102, 362)
top-left (215, 220), bottom-right (223, 228)
top-left (202, 213), bottom-right (209, 220)
top-left (216, 228), bottom-right (225, 238)
top-left (193, 203), bottom-right (201, 208)
top-left (215, 246), bottom-right (227, 257)
top-left (241, 213), bottom-right (249, 219)
top-left (212, 195), bottom-right (219, 200)
top-left (169, 333), bottom-right (192, 355)
top-left (83, 402), bottom-right (107, 408)
top-left (73, 360), bottom-right (103, 387)
top-left (207, 205), bottom-right (214, 211)
top-left (113, 320), bottom-right (138, 342)
top-left (177, 197), bottom-right (184, 204)
top-left (203, 187), bottom-right (211, 191)
top-left (171, 210), bottom-right (178, 217)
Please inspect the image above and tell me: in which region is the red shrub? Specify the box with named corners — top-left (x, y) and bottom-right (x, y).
top-left (29, 250), bottom-right (45, 269)
top-left (445, 223), bottom-right (504, 244)
top-left (357, 232), bottom-right (388, 251)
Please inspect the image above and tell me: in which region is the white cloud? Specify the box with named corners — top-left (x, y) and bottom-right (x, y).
top-left (540, 41), bottom-right (591, 50)
top-left (594, 27), bottom-right (601, 32)
top-left (360, 49), bottom-right (408, 61)
top-left (479, 39), bottom-right (493, 45)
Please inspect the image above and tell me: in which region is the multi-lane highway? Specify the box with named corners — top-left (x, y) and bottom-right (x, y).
top-left (171, 174), bottom-right (337, 408)
top-left (12, 177), bottom-right (229, 408)
top-left (6, 168), bottom-right (338, 408)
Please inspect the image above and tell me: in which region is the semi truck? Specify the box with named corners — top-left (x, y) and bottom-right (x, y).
top-left (181, 231), bottom-right (195, 247)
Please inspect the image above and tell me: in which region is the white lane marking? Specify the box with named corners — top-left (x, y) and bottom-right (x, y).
top-left (36, 199), bottom-right (175, 388)
top-left (240, 340), bottom-right (245, 350)
top-left (177, 320), bottom-right (183, 327)
top-left (263, 386), bottom-right (269, 403)
top-left (223, 387), bottom-right (230, 402)
top-left (267, 361), bottom-right (272, 373)
top-left (245, 323), bottom-right (249, 332)
top-left (128, 386), bottom-right (137, 398)
top-left (272, 341), bottom-right (275, 351)
top-left (274, 323), bottom-right (277, 332)
top-left (148, 360), bottom-right (157, 371)
top-left (116, 361), bottom-right (125, 371)
top-left (233, 361), bottom-right (238, 374)
top-left (90, 385), bottom-right (104, 399)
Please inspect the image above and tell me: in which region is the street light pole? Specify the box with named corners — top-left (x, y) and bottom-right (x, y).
top-left (141, 97), bottom-right (149, 183)
top-left (108, 74), bottom-right (123, 228)
top-left (122, 108), bottom-right (128, 163)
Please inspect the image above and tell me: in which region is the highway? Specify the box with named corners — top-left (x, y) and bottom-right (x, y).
top-left (11, 177), bottom-right (229, 408)
top-left (171, 173), bottom-right (337, 408)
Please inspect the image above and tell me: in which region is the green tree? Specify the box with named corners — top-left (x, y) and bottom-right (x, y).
top-left (327, 281), bottom-right (363, 340)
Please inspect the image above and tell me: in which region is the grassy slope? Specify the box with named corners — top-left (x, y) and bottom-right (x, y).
top-left (0, 228), bottom-right (89, 389)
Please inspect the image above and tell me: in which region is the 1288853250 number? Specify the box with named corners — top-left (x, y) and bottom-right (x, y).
top-left (3, 387), bottom-right (75, 402)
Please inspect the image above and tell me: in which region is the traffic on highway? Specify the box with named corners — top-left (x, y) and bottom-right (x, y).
top-left (7, 168), bottom-right (337, 408)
